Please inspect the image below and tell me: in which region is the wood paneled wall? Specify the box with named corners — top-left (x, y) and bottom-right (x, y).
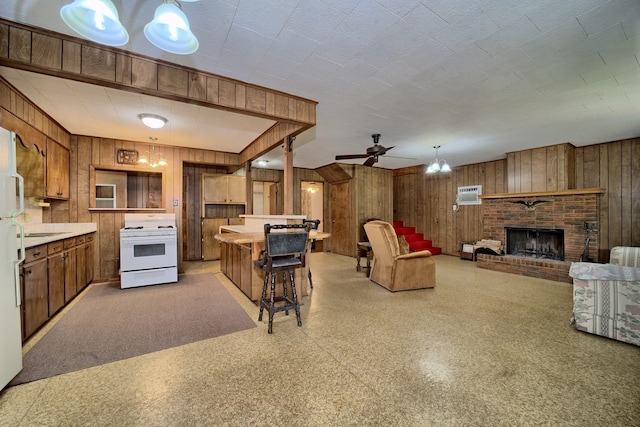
top-left (52, 136), bottom-right (242, 281)
top-left (353, 165), bottom-right (394, 242)
top-left (394, 160), bottom-right (508, 255)
top-left (394, 139), bottom-right (639, 258)
top-left (575, 138), bottom-right (640, 260)
top-left (507, 143), bottom-right (575, 192)
top-left (183, 163), bottom-right (232, 261)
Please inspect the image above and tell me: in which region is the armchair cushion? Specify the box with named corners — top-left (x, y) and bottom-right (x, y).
top-left (364, 220), bottom-right (435, 292)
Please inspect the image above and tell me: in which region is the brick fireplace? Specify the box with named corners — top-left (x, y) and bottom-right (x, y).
top-left (476, 190), bottom-right (601, 283)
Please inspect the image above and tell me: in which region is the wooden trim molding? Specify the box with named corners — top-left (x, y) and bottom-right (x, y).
top-left (479, 188), bottom-right (605, 199)
top-left (0, 19), bottom-right (317, 126)
top-left (0, 18), bottom-right (317, 164)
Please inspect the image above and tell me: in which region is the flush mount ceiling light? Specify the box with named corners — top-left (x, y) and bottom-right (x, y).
top-left (256, 160), bottom-right (268, 167)
top-left (138, 113), bottom-right (168, 129)
top-left (144, 0), bottom-right (199, 55)
top-left (60, 0), bottom-right (129, 46)
top-left (426, 145), bottom-right (451, 174)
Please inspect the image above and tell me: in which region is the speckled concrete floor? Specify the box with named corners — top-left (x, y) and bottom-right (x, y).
top-left (1, 253), bottom-right (639, 426)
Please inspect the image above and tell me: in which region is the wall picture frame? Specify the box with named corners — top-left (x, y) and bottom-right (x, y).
top-left (117, 149), bottom-right (139, 165)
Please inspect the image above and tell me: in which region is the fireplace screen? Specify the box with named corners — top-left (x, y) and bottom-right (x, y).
top-left (506, 227), bottom-right (564, 261)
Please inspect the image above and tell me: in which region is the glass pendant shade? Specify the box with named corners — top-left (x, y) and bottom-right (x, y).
top-left (140, 138), bottom-right (167, 168)
top-left (144, 2), bottom-right (199, 55)
top-left (426, 146), bottom-right (451, 174)
top-left (60, 0), bottom-right (129, 46)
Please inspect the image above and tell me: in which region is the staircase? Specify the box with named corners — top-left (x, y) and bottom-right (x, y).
top-left (393, 221), bottom-right (442, 255)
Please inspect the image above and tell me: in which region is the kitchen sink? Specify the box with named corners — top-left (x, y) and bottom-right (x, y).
top-left (18, 232), bottom-right (68, 238)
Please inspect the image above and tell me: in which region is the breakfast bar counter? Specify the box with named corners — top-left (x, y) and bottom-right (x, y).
top-left (214, 226), bottom-right (329, 303)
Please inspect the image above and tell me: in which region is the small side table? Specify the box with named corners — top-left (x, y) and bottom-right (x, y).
top-left (356, 242), bottom-right (372, 276)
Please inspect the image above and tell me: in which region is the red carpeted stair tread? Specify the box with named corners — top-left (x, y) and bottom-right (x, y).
top-left (403, 233), bottom-right (424, 242)
top-left (394, 227), bottom-right (414, 235)
top-left (394, 220), bottom-right (441, 255)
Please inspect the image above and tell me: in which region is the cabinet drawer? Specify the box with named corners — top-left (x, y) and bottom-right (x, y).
top-left (76, 235), bottom-right (85, 244)
top-left (25, 245), bottom-right (48, 263)
top-left (85, 233), bottom-right (94, 243)
top-left (48, 241), bottom-right (64, 255)
top-left (63, 238), bottom-right (76, 249)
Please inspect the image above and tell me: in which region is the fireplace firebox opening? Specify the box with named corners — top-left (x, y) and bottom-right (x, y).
top-left (506, 227), bottom-right (564, 261)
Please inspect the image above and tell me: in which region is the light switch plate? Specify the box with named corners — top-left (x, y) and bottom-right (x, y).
top-left (173, 199), bottom-right (179, 206)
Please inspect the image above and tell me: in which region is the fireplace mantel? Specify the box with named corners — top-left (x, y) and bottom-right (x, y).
top-left (479, 188), bottom-right (604, 199)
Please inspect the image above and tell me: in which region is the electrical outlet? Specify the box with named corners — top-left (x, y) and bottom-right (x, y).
top-left (173, 199), bottom-right (179, 206)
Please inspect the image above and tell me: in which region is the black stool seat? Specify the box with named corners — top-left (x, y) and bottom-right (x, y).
top-left (255, 223), bottom-right (311, 334)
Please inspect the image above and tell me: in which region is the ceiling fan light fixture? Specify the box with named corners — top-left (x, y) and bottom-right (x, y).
top-left (139, 113), bottom-right (168, 129)
top-left (60, 0), bottom-right (129, 46)
top-left (144, 1), bottom-right (199, 55)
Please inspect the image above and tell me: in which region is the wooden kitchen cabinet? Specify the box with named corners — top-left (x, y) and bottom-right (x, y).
top-left (47, 253), bottom-right (64, 315)
top-left (48, 236), bottom-right (83, 320)
top-left (46, 138), bottom-right (70, 199)
top-left (202, 173), bottom-right (246, 205)
top-left (76, 233), bottom-right (95, 291)
top-left (86, 234), bottom-right (95, 285)
top-left (202, 218), bottom-right (228, 260)
top-left (21, 245), bottom-right (49, 340)
top-left (20, 232), bottom-right (95, 341)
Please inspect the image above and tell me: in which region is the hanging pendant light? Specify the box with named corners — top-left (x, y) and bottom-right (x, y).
top-left (139, 137), bottom-right (167, 168)
top-left (426, 146), bottom-right (451, 174)
top-left (144, 0), bottom-right (199, 55)
top-left (60, 0), bottom-right (129, 46)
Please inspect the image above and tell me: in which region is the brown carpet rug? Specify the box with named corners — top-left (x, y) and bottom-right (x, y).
top-left (10, 273), bottom-right (256, 385)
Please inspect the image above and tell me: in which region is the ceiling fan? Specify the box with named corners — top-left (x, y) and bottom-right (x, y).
top-left (335, 134), bottom-right (394, 166)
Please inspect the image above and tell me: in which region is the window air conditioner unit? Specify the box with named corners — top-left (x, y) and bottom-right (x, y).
top-left (457, 185), bottom-right (482, 205)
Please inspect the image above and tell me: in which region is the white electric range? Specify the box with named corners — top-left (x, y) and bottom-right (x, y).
top-left (119, 213), bottom-right (178, 289)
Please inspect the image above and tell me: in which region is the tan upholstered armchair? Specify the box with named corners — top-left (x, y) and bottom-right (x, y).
top-left (363, 220), bottom-right (436, 291)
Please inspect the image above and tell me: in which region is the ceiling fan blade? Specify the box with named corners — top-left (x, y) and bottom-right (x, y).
top-left (363, 156), bottom-right (377, 167)
top-left (379, 145), bottom-right (394, 156)
top-left (335, 154), bottom-right (369, 160)
top-left (385, 155), bottom-right (417, 160)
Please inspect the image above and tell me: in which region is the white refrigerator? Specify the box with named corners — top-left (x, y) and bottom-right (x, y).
top-left (0, 127), bottom-right (24, 389)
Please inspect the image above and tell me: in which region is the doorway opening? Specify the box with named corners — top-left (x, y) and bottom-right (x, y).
top-left (253, 181), bottom-right (279, 215)
top-left (301, 181), bottom-right (323, 231)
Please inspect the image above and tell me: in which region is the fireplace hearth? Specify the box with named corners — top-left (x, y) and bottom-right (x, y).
top-left (477, 190), bottom-right (600, 283)
top-left (506, 227), bottom-right (564, 261)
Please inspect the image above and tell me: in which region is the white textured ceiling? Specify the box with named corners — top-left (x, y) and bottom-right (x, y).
top-left (0, 0), bottom-right (638, 171)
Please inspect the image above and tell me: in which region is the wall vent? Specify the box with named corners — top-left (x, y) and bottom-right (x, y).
top-left (457, 185), bottom-right (482, 205)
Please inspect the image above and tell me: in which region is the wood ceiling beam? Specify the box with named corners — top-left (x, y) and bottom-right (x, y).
top-left (0, 19), bottom-right (317, 164)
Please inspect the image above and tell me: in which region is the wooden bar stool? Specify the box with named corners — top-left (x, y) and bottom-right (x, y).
top-left (254, 223), bottom-right (311, 334)
top-left (303, 219), bottom-right (320, 289)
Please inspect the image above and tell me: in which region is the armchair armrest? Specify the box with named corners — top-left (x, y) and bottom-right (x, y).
top-left (396, 250), bottom-right (432, 260)
top-left (569, 262), bottom-right (640, 282)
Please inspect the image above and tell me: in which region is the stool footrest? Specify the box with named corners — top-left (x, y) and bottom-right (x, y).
top-left (260, 296), bottom-right (296, 314)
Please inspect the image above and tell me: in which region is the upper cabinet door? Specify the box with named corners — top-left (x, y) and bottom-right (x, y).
top-left (45, 139), bottom-right (69, 200)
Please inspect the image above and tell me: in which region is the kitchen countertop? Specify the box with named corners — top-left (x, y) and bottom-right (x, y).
top-left (215, 227), bottom-right (330, 244)
top-left (18, 223), bottom-right (97, 249)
